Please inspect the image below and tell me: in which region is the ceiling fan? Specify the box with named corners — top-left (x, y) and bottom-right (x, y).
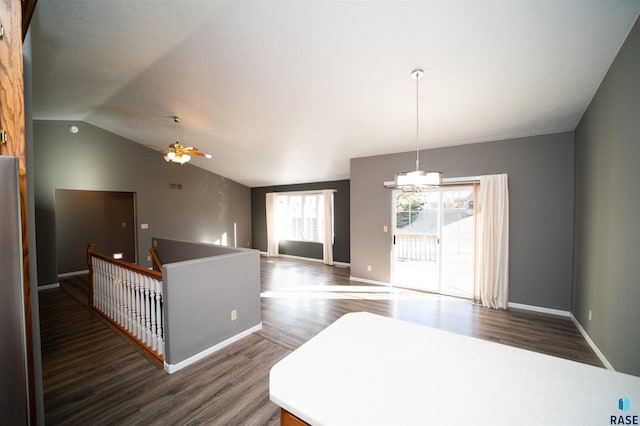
top-left (163, 116), bottom-right (212, 164)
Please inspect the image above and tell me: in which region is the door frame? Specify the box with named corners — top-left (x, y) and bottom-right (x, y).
top-left (390, 177), bottom-right (480, 297)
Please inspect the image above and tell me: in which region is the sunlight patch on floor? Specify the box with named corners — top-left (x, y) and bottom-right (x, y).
top-left (260, 284), bottom-right (454, 301)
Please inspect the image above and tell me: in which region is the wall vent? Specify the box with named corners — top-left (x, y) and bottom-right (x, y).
top-left (169, 183), bottom-right (183, 190)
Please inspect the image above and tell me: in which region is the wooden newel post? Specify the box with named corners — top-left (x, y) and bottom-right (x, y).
top-left (87, 243), bottom-right (95, 307)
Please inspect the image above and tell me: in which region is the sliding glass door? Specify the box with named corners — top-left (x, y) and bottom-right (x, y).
top-left (391, 186), bottom-right (475, 298)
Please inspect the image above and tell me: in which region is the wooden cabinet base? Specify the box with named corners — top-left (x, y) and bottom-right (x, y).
top-left (281, 409), bottom-right (309, 426)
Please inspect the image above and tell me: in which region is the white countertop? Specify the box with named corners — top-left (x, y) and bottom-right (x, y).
top-left (270, 312), bottom-right (640, 426)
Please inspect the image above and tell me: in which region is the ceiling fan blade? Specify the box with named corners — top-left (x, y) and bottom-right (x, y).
top-left (187, 149), bottom-right (213, 158)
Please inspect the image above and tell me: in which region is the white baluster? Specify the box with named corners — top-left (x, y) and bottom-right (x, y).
top-left (136, 273), bottom-right (143, 339)
top-left (94, 258), bottom-right (100, 310)
top-left (98, 258), bottom-right (104, 313)
top-left (120, 269), bottom-right (126, 327)
top-left (112, 265), bottom-right (117, 323)
top-left (144, 276), bottom-right (151, 347)
top-left (139, 274), bottom-right (146, 345)
top-left (119, 268), bottom-right (126, 327)
top-left (108, 263), bottom-right (112, 314)
top-left (156, 279), bottom-right (164, 355)
top-left (105, 260), bottom-right (110, 315)
top-left (149, 278), bottom-right (157, 351)
top-left (105, 260), bottom-right (109, 313)
top-left (92, 257), bottom-right (97, 308)
top-left (140, 273), bottom-right (146, 341)
top-left (98, 258), bottom-right (104, 311)
top-left (115, 269), bottom-right (121, 326)
top-left (125, 269), bottom-right (132, 333)
top-left (131, 272), bottom-right (138, 338)
top-left (93, 257), bottom-right (98, 308)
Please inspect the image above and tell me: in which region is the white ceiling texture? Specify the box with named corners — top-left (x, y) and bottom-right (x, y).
top-left (30, 1), bottom-right (640, 187)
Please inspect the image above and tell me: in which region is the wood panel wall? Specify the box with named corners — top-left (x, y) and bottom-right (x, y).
top-left (0, 0), bottom-right (35, 421)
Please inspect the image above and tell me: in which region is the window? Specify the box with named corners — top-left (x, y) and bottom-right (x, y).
top-left (276, 193), bottom-right (326, 243)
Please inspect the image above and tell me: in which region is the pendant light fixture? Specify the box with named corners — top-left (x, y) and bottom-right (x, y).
top-left (385, 69), bottom-right (442, 191)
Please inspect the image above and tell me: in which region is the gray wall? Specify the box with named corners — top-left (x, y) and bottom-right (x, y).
top-left (24, 30), bottom-right (45, 424)
top-left (251, 180), bottom-right (350, 263)
top-left (34, 120), bottom-right (251, 285)
top-left (573, 17), bottom-right (640, 376)
top-left (351, 132), bottom-right (575, 310)
top-left (0, 158), bottom-right (28, 425)
top-left (153, 237), bottom-right (239, 264)
top-left (163, 248), bottom-right (261, 366)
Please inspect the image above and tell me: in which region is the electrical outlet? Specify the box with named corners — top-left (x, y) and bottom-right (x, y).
top-left (367, 265), bottom-right (372, 272)
top-left (231, 309), bottom-right (237, 321)
top-left (588, 310), bottom-right (592, 321)
top-left (147, 255), bottom-right (151, 261)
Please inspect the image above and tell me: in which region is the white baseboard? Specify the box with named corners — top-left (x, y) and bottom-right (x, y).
top-left (508, 302), bottom-right (571, 317)
top-left (57, 270), bottom-right (89, 278)
top-left (509, 303), bottom-right (614, 371)
top-left (279, 254), bottom-right (324, 263)
top-left (569, 314), bottom-right (615, 371)
top-left (164, 323), bottom-right (262, 374)
top-left (38, 283), bottom-right (60, 291)
top-left (349, 276), bottom-right (392, 287)
top-left (267, 253), bottom-right (350, 267)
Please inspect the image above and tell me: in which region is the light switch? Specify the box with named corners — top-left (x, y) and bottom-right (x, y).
top-left (383, 226), bottom-right (388, 233)
top-left (141, 223), bottom-right (149, 230)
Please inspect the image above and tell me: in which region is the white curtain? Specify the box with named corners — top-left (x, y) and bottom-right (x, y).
top-left (266, 193), bottom-right (279, 257)
top-left (322, 190), bottom-right (334, 265)
top-left (474, 174), bottom-right (509, 309)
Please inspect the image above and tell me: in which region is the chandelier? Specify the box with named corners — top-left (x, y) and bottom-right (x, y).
top-left (385, 69), bottom-right (442, 192)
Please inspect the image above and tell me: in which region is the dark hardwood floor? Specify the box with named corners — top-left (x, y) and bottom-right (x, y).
top-left (41, 257), bottom-right (602, 425)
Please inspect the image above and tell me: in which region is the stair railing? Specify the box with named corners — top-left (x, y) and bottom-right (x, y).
top-left (87, 243), bottom-right (164, 363)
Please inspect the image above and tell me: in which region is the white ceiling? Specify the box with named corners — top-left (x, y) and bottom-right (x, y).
top-left (30, 1), bottom-right (640, 187)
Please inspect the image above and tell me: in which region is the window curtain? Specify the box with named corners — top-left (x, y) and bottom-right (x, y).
top-left (322, 190), bottom-right (334, 265)
top-left (266, 192), bottom-right (279, 257)
top-left (473, 174), bottom-right (509, 309)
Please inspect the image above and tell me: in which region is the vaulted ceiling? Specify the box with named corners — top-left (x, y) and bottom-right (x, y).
top-left (30, 1), bottom-right (640, 187)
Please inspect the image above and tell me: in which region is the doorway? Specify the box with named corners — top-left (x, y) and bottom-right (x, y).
top-left (55, 189), bottom-right (137, 275)
top-left (391, 185), bottom-right (476, 298)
